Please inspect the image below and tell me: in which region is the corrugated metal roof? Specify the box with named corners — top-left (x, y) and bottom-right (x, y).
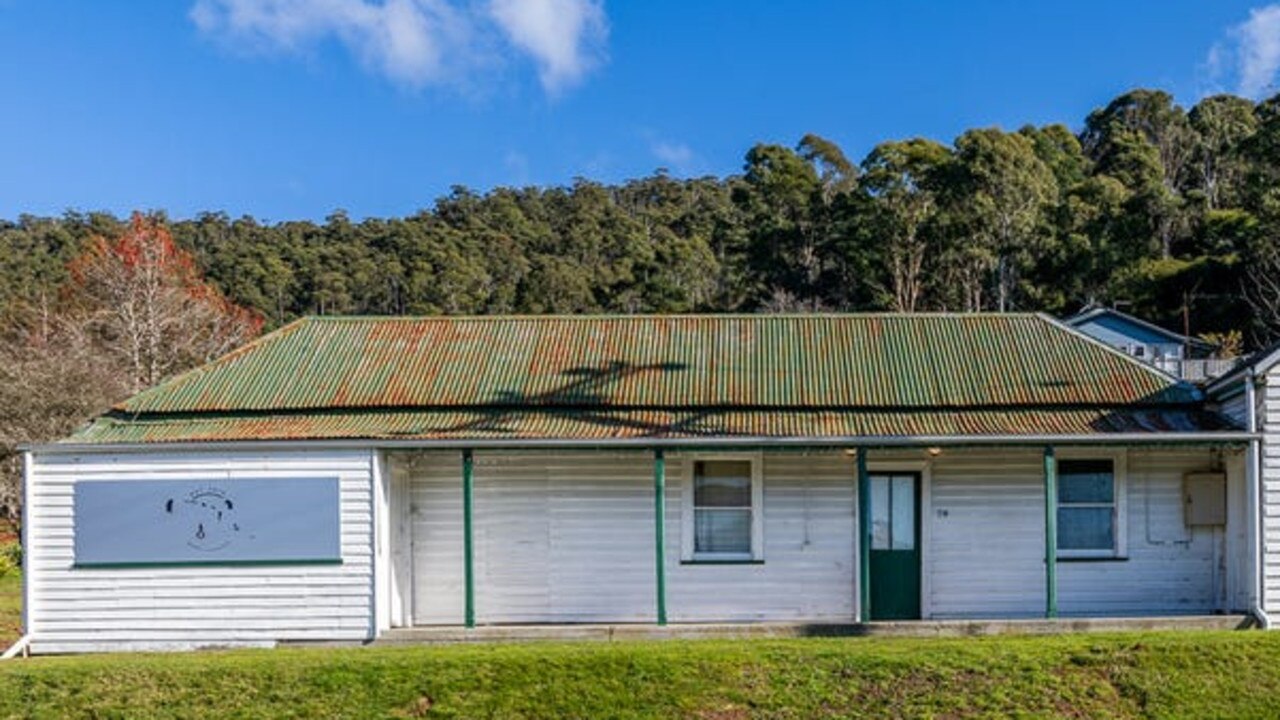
top-left (119, 314), bottom-right (1196, 413)
top-left (72, 407), bottom-right (1235, 444)
top-left (67, 313), bottom-right (1234, 445)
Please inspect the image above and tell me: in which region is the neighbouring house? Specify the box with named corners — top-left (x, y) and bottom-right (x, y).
top-left (1063, 306), bottom-right (1233, 381)
top-left (18, 313), bottom-right (1270, 654)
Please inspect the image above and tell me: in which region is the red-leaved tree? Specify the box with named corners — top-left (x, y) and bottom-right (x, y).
top-left (0, 213), bottom-right (264, 532)
top-left (64, 212), bottom-right (263, 392)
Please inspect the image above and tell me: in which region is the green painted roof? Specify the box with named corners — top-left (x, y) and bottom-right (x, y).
top-left (72, 313), bottom-right (1228, 444)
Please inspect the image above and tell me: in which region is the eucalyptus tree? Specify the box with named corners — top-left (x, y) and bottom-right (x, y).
top-left (1081, 90), bottom-right (1200, 258)
top-left (859, 138), bottom-right (951, 312)
top-left (734, 143), bottom-right (826, 309)
top-left (1188, 95), bottom-right (1258, 210)
top-left (951, 128), bottom-right (1058, 312)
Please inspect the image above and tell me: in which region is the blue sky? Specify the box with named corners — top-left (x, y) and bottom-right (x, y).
top-left (0, 1), bottom-right (1277, 222)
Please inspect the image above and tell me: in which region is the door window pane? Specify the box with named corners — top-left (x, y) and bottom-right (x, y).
top-left (891, 476), bottom-right (915, 550)
top-left (870, 476), bottom-right (891, 550)
top-left (870, 475), bottom-right (915, 551)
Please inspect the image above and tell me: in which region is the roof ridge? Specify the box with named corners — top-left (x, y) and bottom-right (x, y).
top-left (301, 312), bottom-right (1048, 322)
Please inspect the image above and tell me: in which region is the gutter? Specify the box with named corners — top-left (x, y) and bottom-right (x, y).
top-left (22, 432), bottom-right (1259, 455)
top-left (1247, 367), bottom-right (1272, 629)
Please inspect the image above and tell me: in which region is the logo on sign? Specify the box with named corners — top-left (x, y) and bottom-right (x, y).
top-left (165, 486), bottom-right (241, 552)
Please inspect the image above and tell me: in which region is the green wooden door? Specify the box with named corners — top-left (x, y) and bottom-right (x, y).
top-left (868, 473), bottom-right (921, 620)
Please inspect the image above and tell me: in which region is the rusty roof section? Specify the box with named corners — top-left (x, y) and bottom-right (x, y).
top-left (67, 313), bottom-right (1235, 445)
top-left (118, 314), bottom-right (1197, 414)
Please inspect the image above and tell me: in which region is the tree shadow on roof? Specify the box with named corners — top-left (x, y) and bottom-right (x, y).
top-left (435, 359), bottom-right (733, 438)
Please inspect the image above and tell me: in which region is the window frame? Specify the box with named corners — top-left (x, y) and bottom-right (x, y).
top-left (1055, 450), bottom-right (1128, 560)
top-left (681, 452), bottom-right (764, 562)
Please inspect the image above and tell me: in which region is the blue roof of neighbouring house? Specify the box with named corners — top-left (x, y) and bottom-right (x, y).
top-left (1064, 307), bottom-right (1216, 351)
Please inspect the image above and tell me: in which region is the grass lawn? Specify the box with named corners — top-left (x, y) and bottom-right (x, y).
top-left (0, 574), bottom-right (18, 649)
top-left (1, 631), bottom-right (1280, 718)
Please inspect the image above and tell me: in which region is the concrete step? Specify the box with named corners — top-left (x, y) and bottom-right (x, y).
top-left (372, 614), bottom-right (1254, 645)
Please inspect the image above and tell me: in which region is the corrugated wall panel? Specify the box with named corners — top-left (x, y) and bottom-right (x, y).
top-left (27, 450), bottom-right (375, 654)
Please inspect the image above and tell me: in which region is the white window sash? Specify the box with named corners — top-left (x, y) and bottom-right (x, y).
top-left (1054, 450), bottom-right (1128, 558)
top-left (681, 452), bottom-right (764, 561)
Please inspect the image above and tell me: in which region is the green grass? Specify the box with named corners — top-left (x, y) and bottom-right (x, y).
top-left (0, 574), bottom-right (19, 648)
top-left (0, 536), bottom-right (21, 648)
top-left (1, 631), bottom-right (1280, 718)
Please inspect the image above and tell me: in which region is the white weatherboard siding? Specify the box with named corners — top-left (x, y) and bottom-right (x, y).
top-left (927, 451), bottom-right (1046, 618)
top-left (405, 450), bottom-right (858, 624)
top-left (27, 450), bottom-right (375, 653)
top-left (665, 451), bottom-right (856, 622)
top-left (405, 450), bottom-right (654, 624)
top-left (31, 443), bottom-right (1235, 648)
top-left (404, 452), bottom-right (463, 624)
top-left (1060, 450), bottom-right (1224, 616)
top-left (405, 447), bottom-right (1234, 624)
top-left (928, 448), bottom-right (1229, 618)
top-left (1263, 366), bottom-right (1280, 618)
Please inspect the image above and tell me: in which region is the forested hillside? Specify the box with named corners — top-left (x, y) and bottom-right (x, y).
top-left (1, 86), bottom-right (1279, 526)
top-left (4, 88), bottom-right (1280, 346)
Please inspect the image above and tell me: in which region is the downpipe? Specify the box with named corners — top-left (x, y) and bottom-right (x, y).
top-left (1, 634), bottom-right (30, 660)
top-left (1247, 367), bottom-right (1271, 629)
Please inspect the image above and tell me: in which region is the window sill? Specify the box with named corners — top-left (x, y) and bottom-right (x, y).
top-left (73, 559), bottom-right (344, 569)
top-left (1056, 555), bottom-right (1128, 563)
top-left (680, 559), bottom-right (764, 565)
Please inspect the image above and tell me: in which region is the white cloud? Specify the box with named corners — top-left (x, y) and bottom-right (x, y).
top-left (190, 0), bottom-right (607, 93)
top-left (488, 0), bottom-right (607, 93)
top-left (1207, 4), bottom-right (1280, 99)
top-left (651, 140), bottom-right (693, 171)
top-left (503, 150), bottom-right (530, 184)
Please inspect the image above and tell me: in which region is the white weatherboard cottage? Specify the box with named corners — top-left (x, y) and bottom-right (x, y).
top-left (18, 314), bottom-right (1272, 653)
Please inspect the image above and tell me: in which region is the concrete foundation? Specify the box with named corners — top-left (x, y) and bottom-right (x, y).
top-left (368, 615), bottom-right (1254, 646)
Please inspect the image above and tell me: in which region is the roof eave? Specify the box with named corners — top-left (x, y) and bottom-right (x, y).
top-left (24, 431), bottom-right (1259, 455)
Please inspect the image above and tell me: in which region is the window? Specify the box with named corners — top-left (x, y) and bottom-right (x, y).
top-left (1057, 459), bottom-right (1121, 557)
top-left (684, 457), bottom-right (762, 561)
top-left (1131, 345), bottom-right (1146, 358)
